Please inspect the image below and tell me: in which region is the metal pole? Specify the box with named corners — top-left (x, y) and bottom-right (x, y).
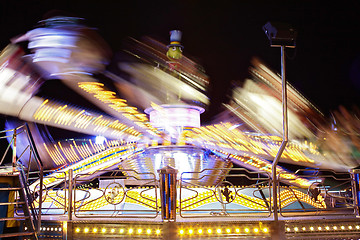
top-left (12, 128), bottom-right (17, 172)
top-left (38, 165), bottom-right (43, 232)
top-left (351, 169), bottom-right (360, 216)
top-left (272, 45), bottom-right (288, 222)
top-left (68, 169), bottom-right (73, 220)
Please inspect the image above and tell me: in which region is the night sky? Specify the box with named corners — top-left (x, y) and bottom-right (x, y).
top-left (1, 0), bottom-right (360, 123)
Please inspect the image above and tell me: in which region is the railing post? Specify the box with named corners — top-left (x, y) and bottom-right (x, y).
top-left (68, 169), bottom-right (73, 220)
top-left (158, 166), bottom-right (178, 221)
top-left (12, 128), bottom-right (17, 172)
top-left (351, 169), bottom-right (360, 216)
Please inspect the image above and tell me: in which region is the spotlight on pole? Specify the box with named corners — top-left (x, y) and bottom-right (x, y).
top-left (262, 21), bottom-right (297, 225)
top-left (262, 21), bottom-right (297, 48)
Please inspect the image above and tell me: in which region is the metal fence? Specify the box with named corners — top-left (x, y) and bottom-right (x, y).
top-left (179, 168), bottom-right (272, 218)
top-left (278, 169), bottom-right (356, 217)
top-left (0, 124), bottom-right (43, 232)
top-left (72, 169), bottom-right (159, 218)
top-left (3, 125), bottom-right (360, 222)
top-left (27, 170), bottom-right (67, 215)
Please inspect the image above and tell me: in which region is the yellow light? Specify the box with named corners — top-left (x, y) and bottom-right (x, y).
top-left (356, 225), bottom-right (360, 229)
top-left (235, 228), bottom-right (240, 233)
top-left (179, 229), bottom-right (184, 235)
top-left (333, 226), bottom-right (337, 230)
top-left (156, 229), bottom-right (161, 234)
top-left (349, 226), bottom-right (353, 230)
top-left (120, 228), bottom-right (124, 234)
top-left (263, 228), bottom-right (268, 233)
top-left (93, 228), bottom-right (98, 233)
top-left (325, 226), bottom-right (330, 230)
top-left (146, 229), bottom-right (151, 234)
top-left (111, 229), bottom-right (115, 233)
top-left (254, 228), bottom-right (259, 233)
top-left (294, 227), bottom-right (298, 232)
top-left (341, 226), bottom-right (345, 230)
top-left (207, 229), bottom-right (212, 234)
top-left (310, 227), bottom-right (314, 231)
top-left (189, 229), bottom-right (194, 234)
top-left (245, 228), bottom-right (250, 233)
top-left (317, 227), bottom-right (321, 231)
top-left (198, 229), bottom-right (203, 234)
top-left (216, 229), bottom-right (221, 233)
top-left (102, 228), bottom-right (106, 233)
top-left (286, 227), bottom-right (291, 232)
top-left (84, 228), bottom-right (89, 233)
top-left (128, 228), bottom-right (134, 234)
top-left (226, 228), bottom-right (231, 233)
top-left (137, 229), bottom-right (142, 234)
top-left (302, 227), bottom-right (306, 231)
top-left (75, 228), bottom-right (80, 233)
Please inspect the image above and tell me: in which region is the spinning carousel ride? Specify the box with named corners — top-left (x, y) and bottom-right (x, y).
top-left (1, 15), bottom-right (360, 240)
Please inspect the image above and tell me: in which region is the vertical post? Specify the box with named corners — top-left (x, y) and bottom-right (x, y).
top-left (351, 169), bottom-right (360, 216)
top-left (38, 166), bottom-right (43, 232)
top-left (158, 166), bottom-right (178, 221)
top-left (12, 128), bottom-right (17, 172)
top-left (272, 45), bottom-right (289, 223)
top-left (68, 169), bottom-right (73, 220)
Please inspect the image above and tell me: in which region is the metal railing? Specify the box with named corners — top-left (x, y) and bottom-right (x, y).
top-left (16, 165), bottom-right (360, 221)
top-left (23, 165), bottom-right (360, 221)
top-left (179, 168), bottom-right (272, 218)
top-left (27, 170), bottom-right (67, 215)
top-left (71, 169), bottom-right (159, 218)
top-left (3, 124), bottom-right (360, 222)
top-left (0, 124), bottom-right (44, 233)
top-left (278, 169), bottom-right (356, 217)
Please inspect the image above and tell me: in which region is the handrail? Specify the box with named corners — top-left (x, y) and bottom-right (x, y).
top-left (18, 165), bottom-right (39, 232)
top-left (5, 124), bottom-right (45, 233)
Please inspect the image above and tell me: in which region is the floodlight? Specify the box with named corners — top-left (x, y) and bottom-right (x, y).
top-left (263, 21), bottom-right (297, 47)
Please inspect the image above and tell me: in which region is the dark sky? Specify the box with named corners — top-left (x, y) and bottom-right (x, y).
top-left (1, 0), bottom-right (360, 122)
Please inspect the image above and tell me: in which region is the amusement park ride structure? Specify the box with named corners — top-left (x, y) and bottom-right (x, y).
top-left (0, 16), bottom-right (360, 240)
